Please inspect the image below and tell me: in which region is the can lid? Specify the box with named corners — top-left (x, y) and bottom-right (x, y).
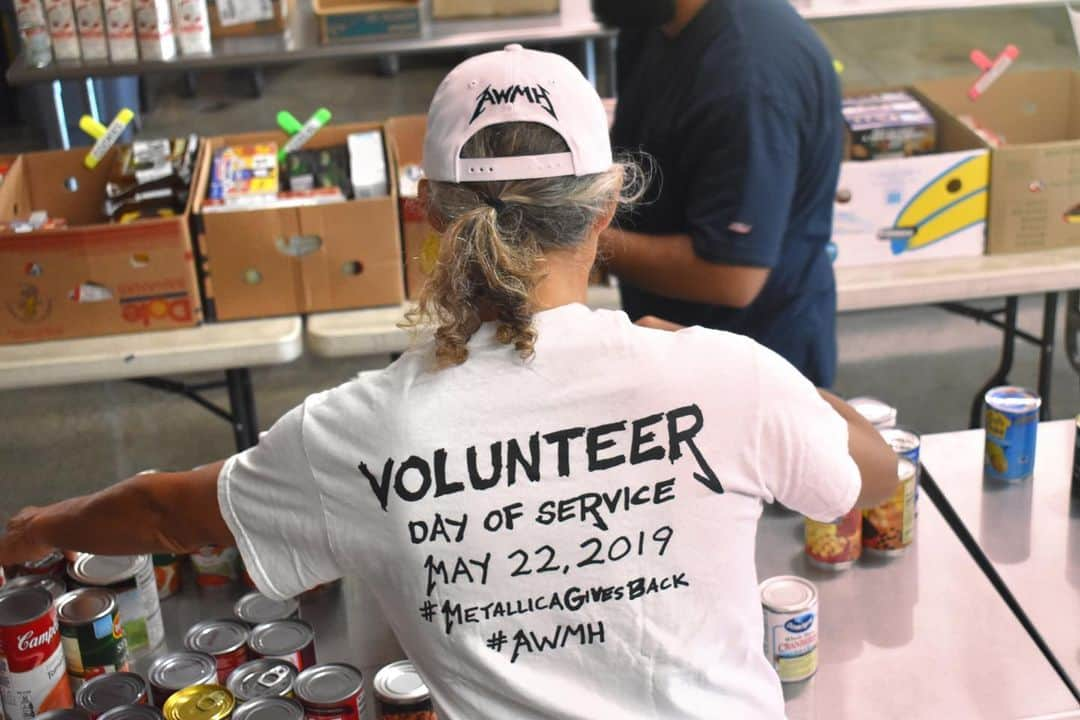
top-left (985, 386), bottom-right (1042, 413)
top-left (0, 585), bottom-right (53, 627)
top-left (76, 673), bottom-right (148, 713)
top-left (163, 686), bottom-right (235, 720)
top-left (57, 587), bottom-right (116, 624)
top-left (36, 710), bottom-right (91, 720)
top-left (70, 554), bottom-right (147, 585)
top-left (99, 705), bottom-right (165, 720)
top-left (879, 427), bottom-right (920, 455)
top-left (373, 661), bottom-right (429, 705)
top-left (185, 619), bottom-right (250, 655)
top-left (227, 659), bottom-right (296, 701)
top-left (234, 594), bottom-right (299, 626)
top-left (21, 550), bottom-right (65, 571)
top-left (848, 396), bottom-right (897, 429)
top-left (759, 575), bottom-right (817, 613)
top-left (149, 652), bottom-right (219, 691)
top-left (898, 457), bottom-right (917, 482)
top-left (294, 664), bottom-right (363, 705)
top-left (232, 698), bottom-right (304, 720)
top-left (248, 620), bottom-right (314, 656)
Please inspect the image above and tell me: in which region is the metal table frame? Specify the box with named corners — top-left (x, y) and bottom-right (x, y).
top-left (130, 369), bottom-right (260, 450)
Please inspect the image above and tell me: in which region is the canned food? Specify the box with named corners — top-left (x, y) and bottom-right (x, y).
top-left (804, 507), bottom-right (861, 570)
top-left (98, 706), bottom-right (164, 720)
top-left (185, 620), bottom-right (250, 684)
top-left (0, 586), bottom-right (74, 720)
top-left (16, 551), bottom-right (68, 579)
top-left (863, 458), bottom-right (917, 556)
top-left (247, 622), bottom-right (315, 671)
top-left (760, 575), bottom-right (818, 683)
top-left (68, 555), bottom-right (164, 656)
top-left (151, 556), bottom-right (181, 601)
top-left (147, 652), bottom-right (218, 708)
top-left (880, 426), bottom-right (921, 511)
top-left (234, 595), bottom-right (299, 628)
top-left (983, 386), bottom-right (1041, 482)
top-left (75, 672), bottom-right (149, 720)
top-left (37, 710), bottom-right (91, 720)
top-left (0, 574), bottom-right (67, 603)
top-left (162, 686), bottom-right (235, 720)
top-left (294, 664), bottom-right (365, 720)
top-left (373, 661), bottom-right (433, 719)
top-left (232, 698), bottom-right (303, 720)
top-left (226, 660), bottom-right (296, 703)
top-left (191, 547), bottom-right (239, 588)
top-left (848, 396), bottom-right (897, 429)
top-left (56, 588), bottom-right (130, 690)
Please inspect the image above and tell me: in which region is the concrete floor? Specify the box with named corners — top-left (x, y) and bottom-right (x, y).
top-left (2, 6), bottom-right (1079, 514)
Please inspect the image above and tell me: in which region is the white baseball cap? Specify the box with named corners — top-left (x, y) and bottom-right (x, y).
top-left (423, 44), bottom-right (613, 183)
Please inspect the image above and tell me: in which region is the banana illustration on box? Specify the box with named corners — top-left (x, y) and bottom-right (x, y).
top-left (1065, 201), bottom-right (1080, 224)
top-left (876, 153), bottom-right (990, 255)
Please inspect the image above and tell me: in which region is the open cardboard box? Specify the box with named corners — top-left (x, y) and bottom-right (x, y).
top-left (208, 0), bottom-right (292, 37)
top-left (312, 0), bottom-right (421, 44)
top-left (192, 122), bottom-right (404, 321)
top-left (431, 0), bottom-right (558, 18)
top-left (0, 148), bottom-right (202, 346)
top-left (916, 70), bottom-right (1080, 255)
top-left (832, 87), bottom-right (990, 269)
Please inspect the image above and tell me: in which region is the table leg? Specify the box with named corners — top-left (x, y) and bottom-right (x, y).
top-left (1037, 292), bottom-right (1058, 421)
top-left (583, 38), bottom-right (598, 89)
top-left (1067, 290), bottom-right (1080, 379)
top-left (51, 79), bottom-right (71, 149)
top-left (968, 296), bottom-right (1019, 429)
top-left (225, 368), bottom-right (259, 451)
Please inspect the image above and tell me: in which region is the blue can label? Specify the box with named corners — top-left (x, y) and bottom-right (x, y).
top-left (984, 390), bottom-right (1039, 481)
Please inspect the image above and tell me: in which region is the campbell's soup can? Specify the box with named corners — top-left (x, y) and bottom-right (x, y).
top-left (760, 576), bottom-right (818, 683)
top-left (75, 672), bottom-right (149, 720)
top-left (294, 664), bottom-right (365, 720)
top-left (148, 652), bottom-right (218, 709)
top-left (804, 507), bottom-right (861, 570)
top-left (68, 555), bottom-right (164, 656)
top-left (0, 586), bottom-right (74, 720)
top-left (56, 588), bottom-right (130, 690)
top-left (185, 620), bottom-right (250, 684)
top-left (984, 386), bottom-right (1041, 482)
top-left (191, 548), bottom-right (239, 588)
top-left (151, 556), bottom-right (181, 601)
top-left (2, 575), bottom-right (67, 605)
top-left (247, 621), bottom-right (315, 671)
top-left (162, 686), bottom-right (234, 720)
top-left (226, 659), bottom-right (296, 703)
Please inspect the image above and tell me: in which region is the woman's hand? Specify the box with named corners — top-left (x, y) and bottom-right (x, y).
top-left (0, 507), bottom-right (55, 567)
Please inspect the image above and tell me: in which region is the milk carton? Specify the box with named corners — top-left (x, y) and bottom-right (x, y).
top-left (74, 0), bottom-right (108, 60)
top-left (170, 0), bottom-right (210, 55)
top-left (43, 0), bottom-right (81, 60)
top-left (134, 0), bottom-right (175, 60)
top-left (105, 0), bottom-right (138, 61)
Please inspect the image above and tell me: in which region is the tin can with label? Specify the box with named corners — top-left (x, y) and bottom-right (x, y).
top-left (294, 665), bottom-right (365, 720)
top-left (98, 706), bottom-right (163, 720)
top-left (804, 507), bottom-right (861, 571)
top-left (863, 458), bottom-right (917, 556)
top-left (56, 588), bottom-right (129, 690)
top-left (247, 622), bottom-right (315, 671)
top-left (233, 595), bottom-right (299, 628)
top-left (1, 575), bottom-right (67, 604)
top-left (16, 551), bottom-right (67, 580)
top-left (848, 396), bottom-right (897, 429)
top-left (147, 652), bottom-right (218, 708)
top-left (75, 672), bottom-right (148, 720)
top-left (983, 386), bottom-right (1041, 482)
top-left (162, 686), bottom-right (234, 720)
top-left (185, 621), bottom-right (250, 684)
top-left (151, 556), bottom-right (181, 601)
top-left (37, 710), bottom-right (90, 720)
top-left (226, 660), bottom-right (296, 704)
top-left (880, 426), bottom-right (921, 510)
top-left (760, 576), bottom-right (818, 683)
top-left (190, 548), bottom-right (238, 588)
top-left (0, 587), bottom-right (75, 720)
top-left (231, 698), bottom-right (302, 720)
top-left (373, 661), bottom-right (433, 720)
top-left (68, 555), bottom-right (164, 656)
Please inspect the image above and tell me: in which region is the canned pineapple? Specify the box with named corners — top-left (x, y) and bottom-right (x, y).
top-left (805, 507), bottom-right (861, 570)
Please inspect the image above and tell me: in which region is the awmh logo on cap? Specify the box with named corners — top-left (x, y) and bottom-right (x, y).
top-left (470, 84), bottom-right (557, 124)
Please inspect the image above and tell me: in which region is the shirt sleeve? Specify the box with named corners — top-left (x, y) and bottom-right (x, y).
top-left (217, 402), bottom-right (343, 600)
top-left (753, 344), bottom-right (860, 520)
top-left (683, 90), bottom-right (799, 269)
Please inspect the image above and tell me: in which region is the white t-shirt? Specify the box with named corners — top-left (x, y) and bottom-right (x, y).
top-left (219, 303), bottom-right (859, 720)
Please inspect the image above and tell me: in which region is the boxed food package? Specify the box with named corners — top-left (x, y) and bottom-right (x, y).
top-left (15, 0), bottom-right (53, 67)
top-left (171, 0), bottom-right (211, 54)
top-left (74, 0), bottom-right (108, 59)
top-left (0, 148), bottom-right (203, 345)
top-left (916, 70), bottom-right (1080, 255)
top-left (432, 0), bottom-right (558, 18)
top-left (207, 0), bottom-right (289, 37)
top-left (105, 0), bottom-right (139, 61)
top-left (312, 0), bottom-right (420, 44)
top-left (832, 87), bottom-right (989, 269)
top-left (43, 0), bottom-right (82, 61)
top-left (134, 0), bottom-right (176, 60)
top-left (843, 91), bottom-right (937, 161)
top-left (193, 122), bottom-right (405, 320)
top-left (386, 114), bottom-right (435, 300)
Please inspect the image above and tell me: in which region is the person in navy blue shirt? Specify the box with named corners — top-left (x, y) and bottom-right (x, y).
top-left (594, 0), bottom-right (843, 387)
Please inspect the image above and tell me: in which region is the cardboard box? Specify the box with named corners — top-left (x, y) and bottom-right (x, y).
top-left (432, 0), bottom-right (558, 18)
top-left (313, 0), bottom-right (420, 44)
top-left (386, 115), bottom-right (437, 300)
top-left (193, 123), bottom-right (405, 321)
top-left (0, 149), bottom-right (203, 345)
top-left (208, 0), bottom-right (289, 37)
top-left (916, 70), bottom-right (1080, 255)
top-left (831, 87), bottom-right (990, 269)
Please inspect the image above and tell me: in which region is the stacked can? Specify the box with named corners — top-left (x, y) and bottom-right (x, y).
top-left (1, 575), bottom-right (67, 604)
top-left (147, 652), bottom-right (218, 708)
top-left (162, 686), bottom-right (234, 720)
top-left (759, 576), bottom-right (818, 683)
top-left (863, 458), bottom-right (918, 556)
top-left (68, 555), bottom-right (164, 656)
top-left (56, 588), bottom-right (129, 690)
top-left (38, 710), bottom-right (91, 720)
top-left (247, 622), bottom-right (316, 671)
top-left (983, 386), bottom-right (1041, 482)
top-left (226, 660), bottom-right (296, 704)
top-left (99, 707), bottom-right (164, 720)
top-left (0, 586), bottom-right (74, 720)
top-left (232, 698), bottom-right (303, 720)
top-left (151, 556), bottom-right (182, 601)
top-left (75, 672), bottom-right (148, 719)
top-left (233, 595), bottom-right (299, 628)
top-left (294, 665), bottom-right (365, 720)
top-left (190, 548), bottom-right (239, 588)
top-left (848, 396), bottom-right (897, 430)
top-left (880, 426), bottom-right (921, 512)
top-left (804, 508), bottom-right (861, 570)
top-left (184, 620), bottom-right (250, 684)
top-left (373, 661), bottom-right (434, 720)
top-left (16, 551), bottom-right (68, 580)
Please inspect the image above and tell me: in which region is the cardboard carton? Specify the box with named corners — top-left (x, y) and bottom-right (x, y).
top-left (0, 149), bottom-right (202, 345)
top-left (432, 0), bottom-right (558, 18)
top-left (207, 0), bottom-right (289, 37)
top-left (193, 123), bottom-right (404, 321)
top-left (312, 0), bottom-right (420, 44)
top-left (916, 70), bottom-right (1080, 255)
top-left (831, 87), bottom-right (990, 269)
top-left (386, 114), bottom-right (437, 300)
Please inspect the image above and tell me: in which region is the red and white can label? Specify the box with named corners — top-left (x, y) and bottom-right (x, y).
top-left (0, 607), bottom-right (75, 720)
top-left (213, 646), bottom-right (249, 685)
top-left (301, 694), bottom-right (365, 720)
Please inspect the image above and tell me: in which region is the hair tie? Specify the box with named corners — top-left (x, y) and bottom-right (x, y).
top-left (485, 196), bottom-right (507, 213)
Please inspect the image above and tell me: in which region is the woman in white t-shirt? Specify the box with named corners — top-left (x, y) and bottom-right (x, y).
top-left (1, 46), bottom-right (897, 719)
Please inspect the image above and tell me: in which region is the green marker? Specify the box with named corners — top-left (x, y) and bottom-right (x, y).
top-left (277, 108), bottom-right (332, 160)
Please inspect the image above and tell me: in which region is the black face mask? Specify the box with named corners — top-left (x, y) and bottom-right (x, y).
top-left (592, 0), bottom-right (677, 28)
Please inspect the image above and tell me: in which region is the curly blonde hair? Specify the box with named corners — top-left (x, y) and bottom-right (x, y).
top-left (403, 122), bottom-right (645, 368)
